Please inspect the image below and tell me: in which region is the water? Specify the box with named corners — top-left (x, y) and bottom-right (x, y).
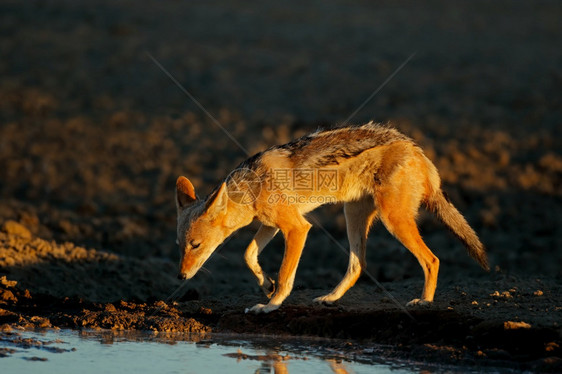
top-left (0, 329), bottom-right (414, 374)
top-left (0, 329), bottom-right (478, 374)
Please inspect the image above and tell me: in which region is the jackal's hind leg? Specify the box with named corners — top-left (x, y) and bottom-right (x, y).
top-left (314, 197), bottom-right (377, 305)
top-left (244, 224), bottom-right (279, 298)
top-left (377, 191), bottom-right (440, 306)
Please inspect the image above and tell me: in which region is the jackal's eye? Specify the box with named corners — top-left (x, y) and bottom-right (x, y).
top-left (190, 240), bottom-right (201, 249)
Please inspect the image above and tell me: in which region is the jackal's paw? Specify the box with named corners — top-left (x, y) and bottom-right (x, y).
top-left (244, 303), bottom-right (280, 314)
top-left (406, 298), bottom-right (432, 307)
top-left (261, 277), bottom-right (276, 299)
top-left (312, 295), bottom-right (337, 305)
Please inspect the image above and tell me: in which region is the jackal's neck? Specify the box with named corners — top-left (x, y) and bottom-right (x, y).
top-left (220, 198), bottom-right (255, 231)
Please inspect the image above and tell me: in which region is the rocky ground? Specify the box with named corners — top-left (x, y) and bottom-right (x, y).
top-left (0, 0), bottom-right (561, 372)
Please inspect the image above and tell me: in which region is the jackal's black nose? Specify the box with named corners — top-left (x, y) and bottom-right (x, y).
top-left (178, 273), bottom-right (188, 280)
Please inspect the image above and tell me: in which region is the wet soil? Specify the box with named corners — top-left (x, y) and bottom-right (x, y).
top-left (1, 0), bottom-right (561, 372)
top-left (1, 233), bottom-right (560, 372)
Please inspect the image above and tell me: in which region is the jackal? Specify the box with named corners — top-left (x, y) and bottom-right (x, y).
top-left (175, 122), bottom-right (488, 313)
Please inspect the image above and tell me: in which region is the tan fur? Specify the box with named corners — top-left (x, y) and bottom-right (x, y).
top-left (175, 122), bottom-right (488, 313)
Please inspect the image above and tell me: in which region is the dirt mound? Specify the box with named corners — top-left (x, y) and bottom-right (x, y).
top-left (0, 228), bottom-right (181, 303)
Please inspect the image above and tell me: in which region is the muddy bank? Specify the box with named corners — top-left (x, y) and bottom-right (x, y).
top-left (1, 280), bottom-right (561, 372)
top-left (0, 230), bottom-right (560, 372)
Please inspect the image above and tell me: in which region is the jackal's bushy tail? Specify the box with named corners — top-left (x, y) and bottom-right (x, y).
top-left (427, 189), bottom-right (490, 271)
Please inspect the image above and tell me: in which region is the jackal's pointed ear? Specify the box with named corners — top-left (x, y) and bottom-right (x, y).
top-left (205, 182), bottom-right (228, 219)
top-left (176, 176), bottom-right (197, 208)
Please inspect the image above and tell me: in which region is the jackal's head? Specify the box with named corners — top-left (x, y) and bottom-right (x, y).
top-left (175, 176), bottom-right (234, 280)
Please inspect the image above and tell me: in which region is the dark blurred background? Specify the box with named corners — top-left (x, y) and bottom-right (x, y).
top-left (0, 0), bottom-right (560, 296)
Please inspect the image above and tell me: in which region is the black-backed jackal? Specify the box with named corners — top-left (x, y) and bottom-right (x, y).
top-left (175, 122), bottom-right (489, 313)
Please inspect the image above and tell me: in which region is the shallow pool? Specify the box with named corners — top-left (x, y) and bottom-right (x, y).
top-left (0, 329), bottom-right (482, 373)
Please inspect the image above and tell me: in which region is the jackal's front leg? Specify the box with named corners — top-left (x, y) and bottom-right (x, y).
top-left (246, 217), bottom-right (311, 314)
top-left (244, 224), bottom-right (279, 298)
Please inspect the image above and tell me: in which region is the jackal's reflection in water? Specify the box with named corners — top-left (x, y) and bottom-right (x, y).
top-left (235, 350), bottom-right (351, 374)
